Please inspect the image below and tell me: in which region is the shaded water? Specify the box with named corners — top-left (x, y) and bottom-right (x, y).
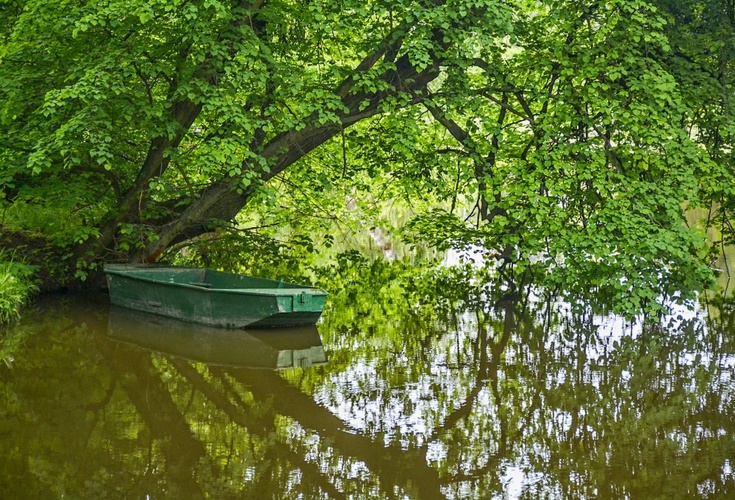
top-left (1, 279), bottom-right (735, 498)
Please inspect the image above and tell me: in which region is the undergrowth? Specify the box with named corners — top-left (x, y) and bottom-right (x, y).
top-left (0, 253), bottom-right (38, 326)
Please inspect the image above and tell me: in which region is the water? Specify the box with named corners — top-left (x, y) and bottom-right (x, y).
top-left (1, 281), bottom-right (735, 498)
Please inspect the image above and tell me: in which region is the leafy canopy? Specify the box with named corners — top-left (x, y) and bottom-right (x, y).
top-left (1, 0), bottom-right (734, 314)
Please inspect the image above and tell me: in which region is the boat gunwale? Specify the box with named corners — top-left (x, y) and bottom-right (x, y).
top-left (104, 267), bottom-right (327, 297)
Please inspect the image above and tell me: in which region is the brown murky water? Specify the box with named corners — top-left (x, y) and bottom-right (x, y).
top-left (1, 285), bottom-right (735, 498)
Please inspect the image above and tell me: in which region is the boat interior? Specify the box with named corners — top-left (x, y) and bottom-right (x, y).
top-left (120, 267), bottom-right (305, 290)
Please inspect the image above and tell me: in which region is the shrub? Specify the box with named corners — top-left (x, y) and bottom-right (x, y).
top-left (0, 255), bottom-right (38, 326)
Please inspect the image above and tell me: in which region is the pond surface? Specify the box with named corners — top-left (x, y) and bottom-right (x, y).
top-left (2, 276), bottom-right (735, 498)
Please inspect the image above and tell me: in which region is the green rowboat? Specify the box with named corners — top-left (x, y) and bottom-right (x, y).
top-left (104, 264), bottom-right (327, 328)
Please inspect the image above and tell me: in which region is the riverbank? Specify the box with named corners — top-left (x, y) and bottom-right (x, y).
top-left (0, 256), bottom-right (38, 325)
top-left (0, 226), bottom-right (59, 326)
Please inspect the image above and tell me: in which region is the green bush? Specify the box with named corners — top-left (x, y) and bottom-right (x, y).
top-left (0, 256), bottom-right (38, 326)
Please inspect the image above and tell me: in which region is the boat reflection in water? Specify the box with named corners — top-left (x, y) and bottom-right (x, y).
top-left (107, 306), bottom-right (328, 369)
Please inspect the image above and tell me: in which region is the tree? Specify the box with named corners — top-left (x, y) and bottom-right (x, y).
top-left (1, 0), bottom-right (733, 310)
top-left (0, 0), bottom-right (509, 260)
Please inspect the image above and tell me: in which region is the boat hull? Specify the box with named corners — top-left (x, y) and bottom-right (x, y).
top-left (104, 265), bottom-right (327, 328)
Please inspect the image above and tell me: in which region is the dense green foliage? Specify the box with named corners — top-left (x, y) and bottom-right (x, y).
top-left (1, 0), bottom-right (735, 314)
top-left (0, 253), bottom-right (37, 325)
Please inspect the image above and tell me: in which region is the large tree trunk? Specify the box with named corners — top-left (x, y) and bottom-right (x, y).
top-left (131, 44), bottom-right (443, 263)
top-left (70, 6), bottom-right (460, 274)
top-left (77, 100), bottom-right (203, 264)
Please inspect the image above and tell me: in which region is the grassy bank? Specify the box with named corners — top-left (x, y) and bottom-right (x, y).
top-left (0, 256), bottom-right (38, 326)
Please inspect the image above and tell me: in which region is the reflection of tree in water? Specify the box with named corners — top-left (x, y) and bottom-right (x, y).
top-left (1, 281), bottom-right (735, 498)
top-left (304, 276), bottom-right (735, 498)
